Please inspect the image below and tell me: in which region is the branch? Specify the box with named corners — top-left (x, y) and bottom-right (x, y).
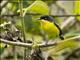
top-left (0, 36), bottom-right (80, 48)
top-left (0, 38), bottom-right (31, 48)
top-left (61, 17), bottom-right (75, 29)
top-left (0, 13), bottom-right (80, 17)
top-left (0, 0), bottom-right (8, 9)
top-left (0, 38), bottom-right (56, 48)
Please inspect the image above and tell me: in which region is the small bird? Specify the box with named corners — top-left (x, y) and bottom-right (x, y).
top-left (37, 15), bottom-right (64, 43)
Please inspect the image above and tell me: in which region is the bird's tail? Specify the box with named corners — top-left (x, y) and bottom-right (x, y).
top-left (59, 35), bottom-right (64, 40)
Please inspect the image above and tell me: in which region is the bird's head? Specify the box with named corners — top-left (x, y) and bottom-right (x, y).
top-left (37, 15), bottom-right (54, 22)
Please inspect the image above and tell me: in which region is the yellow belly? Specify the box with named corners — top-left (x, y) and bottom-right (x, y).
top-left (40, 20), bottom-right (60, 39)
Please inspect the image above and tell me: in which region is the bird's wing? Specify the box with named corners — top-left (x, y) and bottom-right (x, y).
top-left (53, 22), bottom-right (64, 40)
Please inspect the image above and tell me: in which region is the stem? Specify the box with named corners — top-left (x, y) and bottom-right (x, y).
top-left (13, 46), bottom-right (17, 60)
top-left (19, 0), bottom-right (27, 60)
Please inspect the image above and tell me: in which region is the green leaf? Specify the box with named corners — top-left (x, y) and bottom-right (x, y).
top-left (24, 12), bottom-right (33, 32)
top-left (0, 43), bottom-right (6, 48)
top-left (0, 43), bottom-right (10, 54)
top-left (64, 32), bottom-right (80, 38)
top-left (23, 1), bottom-right (49, 16)
top-left (0, 43), bottom-right (6, 54)
top-left (48, 36), bottom-right (80, 55)
top-left (54, 39), bottom-right (79, 53)
top-left (74, 1), bottom-right (80, 21)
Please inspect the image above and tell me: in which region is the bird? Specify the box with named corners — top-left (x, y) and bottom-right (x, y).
top-left (37, 15), bottom-right (64, 43)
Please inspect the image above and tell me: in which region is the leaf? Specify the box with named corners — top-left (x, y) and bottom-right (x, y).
top-left (23, 0), bottom-right (49, 16)
top-left (0, 43), bottom-right (10, 54)
top-left (24, 12), bottom-right (33, 32)
top-left (74, 0), bottom-right (80, 21)
top-left (0, 43), bottom-right (6, 54)
top-left (54, 40), bottom-right (79, 53)
top-left (48, 36), bottom-right (80, 55)
top-left (64, 32), bottom-right (80, 38)
top-left (0, 43), bottom-right (6, 48)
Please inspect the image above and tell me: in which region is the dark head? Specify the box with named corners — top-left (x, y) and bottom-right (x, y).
top-left (37, 15), bottom-right (54, 22)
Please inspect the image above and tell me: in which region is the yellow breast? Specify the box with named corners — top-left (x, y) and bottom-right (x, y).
top-left (40, 20), bottom-right (60, 39)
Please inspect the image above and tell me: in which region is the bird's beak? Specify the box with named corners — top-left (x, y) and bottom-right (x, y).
top-left (36, 18), bottom-right (41, 20)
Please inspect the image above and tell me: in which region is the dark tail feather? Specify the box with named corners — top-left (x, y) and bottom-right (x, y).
top-left (59, 35), bottom-right (64, 40)
top-left (54, 22), bottom-right (64, 40)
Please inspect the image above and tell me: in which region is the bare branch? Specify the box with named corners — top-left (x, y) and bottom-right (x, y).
top-left (0, 38), bottom-right (56, 48)
top-left (0, 0), bottom-right (8, 9)
top-left (0, 13), bottom-right (80, 17)
top-left (61, 17), bottom-right (75, 29)
top-left (0, 38), bottom-right (32, 48)
top-left (0, 36), bottom-right (80, 48)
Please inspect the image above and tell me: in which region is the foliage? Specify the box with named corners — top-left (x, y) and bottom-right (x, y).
top-left (74, 0), bottom-right (80, 21)
top-left (0, 0), bottom-right (80, 60)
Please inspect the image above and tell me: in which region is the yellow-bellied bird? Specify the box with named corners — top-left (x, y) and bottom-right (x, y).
top-left (37, 15), bottom-right (64, 42)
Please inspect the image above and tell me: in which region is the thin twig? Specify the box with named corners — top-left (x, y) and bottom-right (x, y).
top-left (13, 46), bottom-right (17, 60)
top-left (0, 13), bottom-right (80, 17)
top-left (61, 17), bottom-right (75, 29)
top-left (18, 0), bottom-right (27, 60)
